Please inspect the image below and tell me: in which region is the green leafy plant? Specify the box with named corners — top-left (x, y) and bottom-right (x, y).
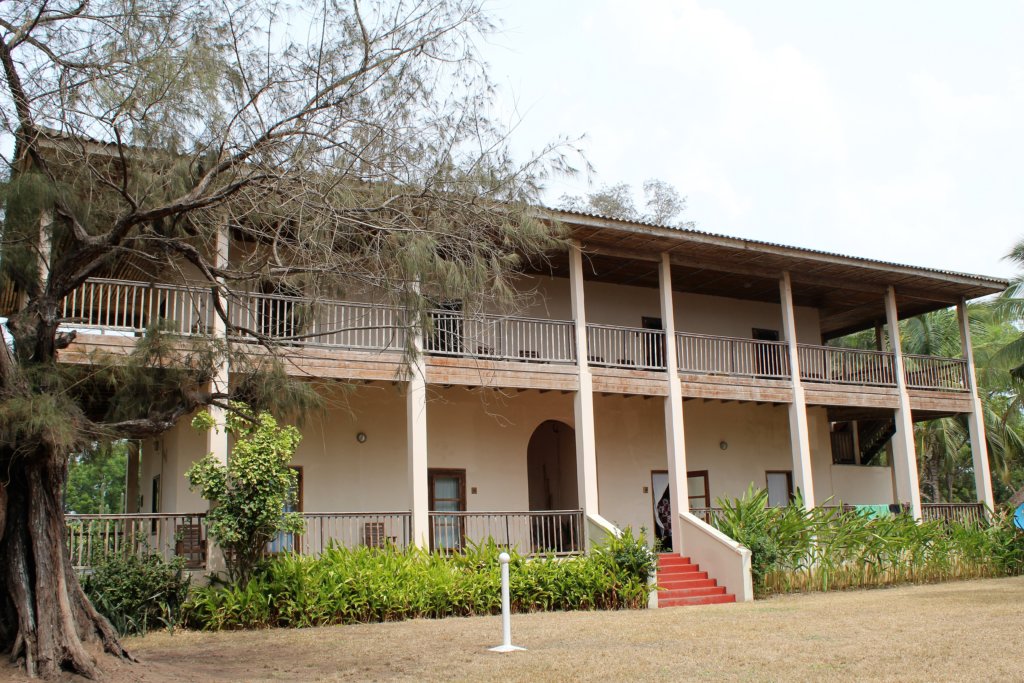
top-left (713, 488), bottom-right (1024, 596)
top-left (184, 533), bottom-right (655, 631)
top-left (82, 552), bottom-right (190, 636)
top-left (187, 405), bottom-right (304, 583)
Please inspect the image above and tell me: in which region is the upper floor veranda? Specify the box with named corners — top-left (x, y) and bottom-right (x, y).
top-left (36, 211), bottom-right (1007, 418)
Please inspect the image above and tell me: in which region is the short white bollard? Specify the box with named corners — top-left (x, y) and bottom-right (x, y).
top-left (488, 552), bottom-right (525, 653)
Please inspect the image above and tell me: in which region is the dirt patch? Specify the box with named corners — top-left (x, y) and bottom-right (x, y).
top-left (5, 576), bottom-right (1024, 682)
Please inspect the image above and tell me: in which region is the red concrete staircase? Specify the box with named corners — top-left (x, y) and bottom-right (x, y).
top-left (656, 553), bottom-right (736, 607)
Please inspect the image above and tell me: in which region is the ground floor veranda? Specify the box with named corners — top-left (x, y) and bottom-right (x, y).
top-left (65, 381), bottom-right (988, 581)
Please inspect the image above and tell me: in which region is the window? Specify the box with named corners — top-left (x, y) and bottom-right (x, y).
top-left (766, 471), bottom-right (793, 507)
top-left (429, 469), bottom-right (466, 552)
top-left (686, 470), bottom-right (710, 509)
top-left (268, 466), bottom-right (303, 553)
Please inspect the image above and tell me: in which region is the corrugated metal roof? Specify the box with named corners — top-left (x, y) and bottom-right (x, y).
top-left (544, 206), bottom-right (1010, 288)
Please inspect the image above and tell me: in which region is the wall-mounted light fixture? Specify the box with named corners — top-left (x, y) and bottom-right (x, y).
top-left (719, 440), bottom-right (728, 451)
top-left (356, 432), bottom-right (368, 443)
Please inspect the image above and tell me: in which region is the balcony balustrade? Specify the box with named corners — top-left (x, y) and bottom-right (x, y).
top-left (58, 278), bottom-right (971, 393)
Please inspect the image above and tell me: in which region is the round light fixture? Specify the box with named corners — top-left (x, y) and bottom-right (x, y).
top-left (356, 432), bottom-right (367, 443)
top-left (719, 440), bottom-right (728, 451)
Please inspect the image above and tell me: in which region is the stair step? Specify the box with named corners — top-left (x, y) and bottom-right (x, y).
top-left (657, 554), bottom-right (692, 566)
top-left (659, 586), bottom-right (727, 599)
top-left (656, 563), bottom-right (700, 574)
top-left (657, 577), bottom-right (717, 590)
top-left (659, 593), bottom-right (736, 608)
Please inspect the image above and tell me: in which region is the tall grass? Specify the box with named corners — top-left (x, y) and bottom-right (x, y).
top-left (185, 529), bottom-right (655, 630)
top-left (713, 487), bottom-right (1024, 596)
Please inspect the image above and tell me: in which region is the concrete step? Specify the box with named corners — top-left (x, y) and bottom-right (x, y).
top-left (658, 593), bottom-right (737, 608)
top-left (657, 576), bottom-right (717, 590)
top-left (654, 553), bottom-right (736, 609)
top-left (659, 585), bottom-right (728, 600)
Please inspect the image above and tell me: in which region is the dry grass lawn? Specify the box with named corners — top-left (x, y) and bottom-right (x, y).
top-left (7, 576), bottom-right (1024, 682)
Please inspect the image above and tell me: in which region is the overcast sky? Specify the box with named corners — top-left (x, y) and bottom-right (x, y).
top-left (480, 0), bottom-right (1024, 280)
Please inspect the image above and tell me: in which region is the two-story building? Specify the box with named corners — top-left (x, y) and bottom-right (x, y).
top-left (54, 208), bottom-right (1006, 601)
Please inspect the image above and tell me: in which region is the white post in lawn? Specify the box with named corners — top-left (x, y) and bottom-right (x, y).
top-left (489, 552), bottom-right (525, 653)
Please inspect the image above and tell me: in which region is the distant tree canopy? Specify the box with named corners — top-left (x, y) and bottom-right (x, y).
top-left (64, 442), bottom-right (129, 515)
top-left (560, 179), bottom-right (694, 228)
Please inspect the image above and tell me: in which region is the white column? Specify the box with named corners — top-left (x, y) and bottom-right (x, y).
top-left (569, 242), bottom-right (600, 523)
top-left (885, 286), bottom-right (922, 519)
top-left (206, 224), bottom-right (230, 466)
top-left (407, 294), bottom-right (430, 548)
top-left (205, 224), bottom-right (231, 573)
top-left (957, 298), bottom-right (995, 510)
top-left (779, 272), bottom-right (815, 509)
top-left (659, 255), bottom-right (688, 550)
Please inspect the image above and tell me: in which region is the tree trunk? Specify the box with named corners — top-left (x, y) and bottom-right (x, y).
top-left (0, 446), bottom-right (131, 679)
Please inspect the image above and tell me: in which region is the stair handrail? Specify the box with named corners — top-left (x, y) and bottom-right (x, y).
top-left (678, 511), bottom-right (753, 602)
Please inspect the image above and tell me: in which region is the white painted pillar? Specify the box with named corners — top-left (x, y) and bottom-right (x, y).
top-left (957, 299), bottom-right (995, 510)
top-left (885, 286), bottom-right (923, 519)
top-left (206, 223), bottom-right (230, 466)
top-left (205, 224), bottom-right (231, 573)
top-left (569, 242), bottom-right (600, 523)
top-left (779, 272), bottom-right (815, 509)
top-left (407, 294), bottom-right (430, 549)
top-left (659, 254), bottom-right (688, 550)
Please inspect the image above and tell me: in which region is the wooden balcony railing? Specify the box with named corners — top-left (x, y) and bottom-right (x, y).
top-left (797, 344), bottom-right (897, 387)
top-left (676, 332), bottom-right (790, 378)
top-left (61, 278), bottom-right (214, 336)
top-left (426, 310), bottom-right (576, 364)
top-left (586, 324), bottom-right (666, 370)
top-left (903, 354), bottom-right (969, 392)
top-left (65, 513), bottom-right (208, 570)
top-left (428, 510), bottom-right (584, 556)
top-left (229, 290), bottom-right (406, 351)
top-left (58, 278), bottom-right (975, 392)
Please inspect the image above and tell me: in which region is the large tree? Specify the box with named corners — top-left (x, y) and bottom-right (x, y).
top-left (0, 0), bottom-right (576, 677)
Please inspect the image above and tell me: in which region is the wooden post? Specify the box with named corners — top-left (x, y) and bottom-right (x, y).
top-left (885, 286), bottom-right (922, 519)
top-left (779, 272), bottom-right (815, 509)
top-left (957, 299), bottom-right (995, 510)
top-left (205, 223), bottom-right (231, 573)
top-left (659, 254), bottom-right (689, 551)
top-left (569, 241), bottom-right (600, 530)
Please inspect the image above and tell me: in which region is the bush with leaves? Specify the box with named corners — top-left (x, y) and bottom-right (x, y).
top-left (184, 531), bottom-right (655, 631)
top-left (82, 553), bottom-right (190, 636)
top-left (187, 405), bottom-right (304, 583)
top-left (713, 486), bottom-right (1024, 595)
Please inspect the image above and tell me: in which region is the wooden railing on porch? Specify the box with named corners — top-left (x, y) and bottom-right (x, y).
top-left (65, 513), bottom-right (208, 570)
top-left (428, 510), bottom-right (584, 556)
top-left (425, 310), bottom-right (576, 364)
top-left (676, 332), bottom-right (790, 378)
top-left (797, 344), bottom-right (897, 387)
top-left (920, 503), bottom-right (986, 524)
top-left (293, 512), bottom-right (412, 554)
top-left (59, 278), bottom-right (976, 392)
top-left (586, 324), bottom-right (666, 370)
top-left (903, 354), bottom-right (969, 392)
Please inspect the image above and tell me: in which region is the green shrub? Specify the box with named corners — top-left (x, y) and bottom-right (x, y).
top-left (83, 553), bottom-right (191, 635)
top-left (184, 532), bottom-right (655, 631)
top-left (712, 487), bottom-right (1024, 596)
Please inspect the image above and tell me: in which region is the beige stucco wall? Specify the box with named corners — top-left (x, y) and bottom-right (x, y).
top-left (142, 386), bottom-right (895, 527)
top-left (506, 274), bottom-right (821, 344)
top-left (139, 413), bottom-right (210, 514)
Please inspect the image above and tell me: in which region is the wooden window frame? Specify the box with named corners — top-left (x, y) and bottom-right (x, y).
top-left (650, 469), bottom-right (711, 509)
top-left (428, 468), bottom-right (467, 553)
top-left (765, 470), bottom-right (794, 506)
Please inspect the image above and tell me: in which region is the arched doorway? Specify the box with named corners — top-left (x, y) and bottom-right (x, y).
top-left (527, 420), bottom-right (578, 512)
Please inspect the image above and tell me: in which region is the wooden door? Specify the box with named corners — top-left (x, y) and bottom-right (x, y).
top-left (429, 469), bottom-right (466, 552)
